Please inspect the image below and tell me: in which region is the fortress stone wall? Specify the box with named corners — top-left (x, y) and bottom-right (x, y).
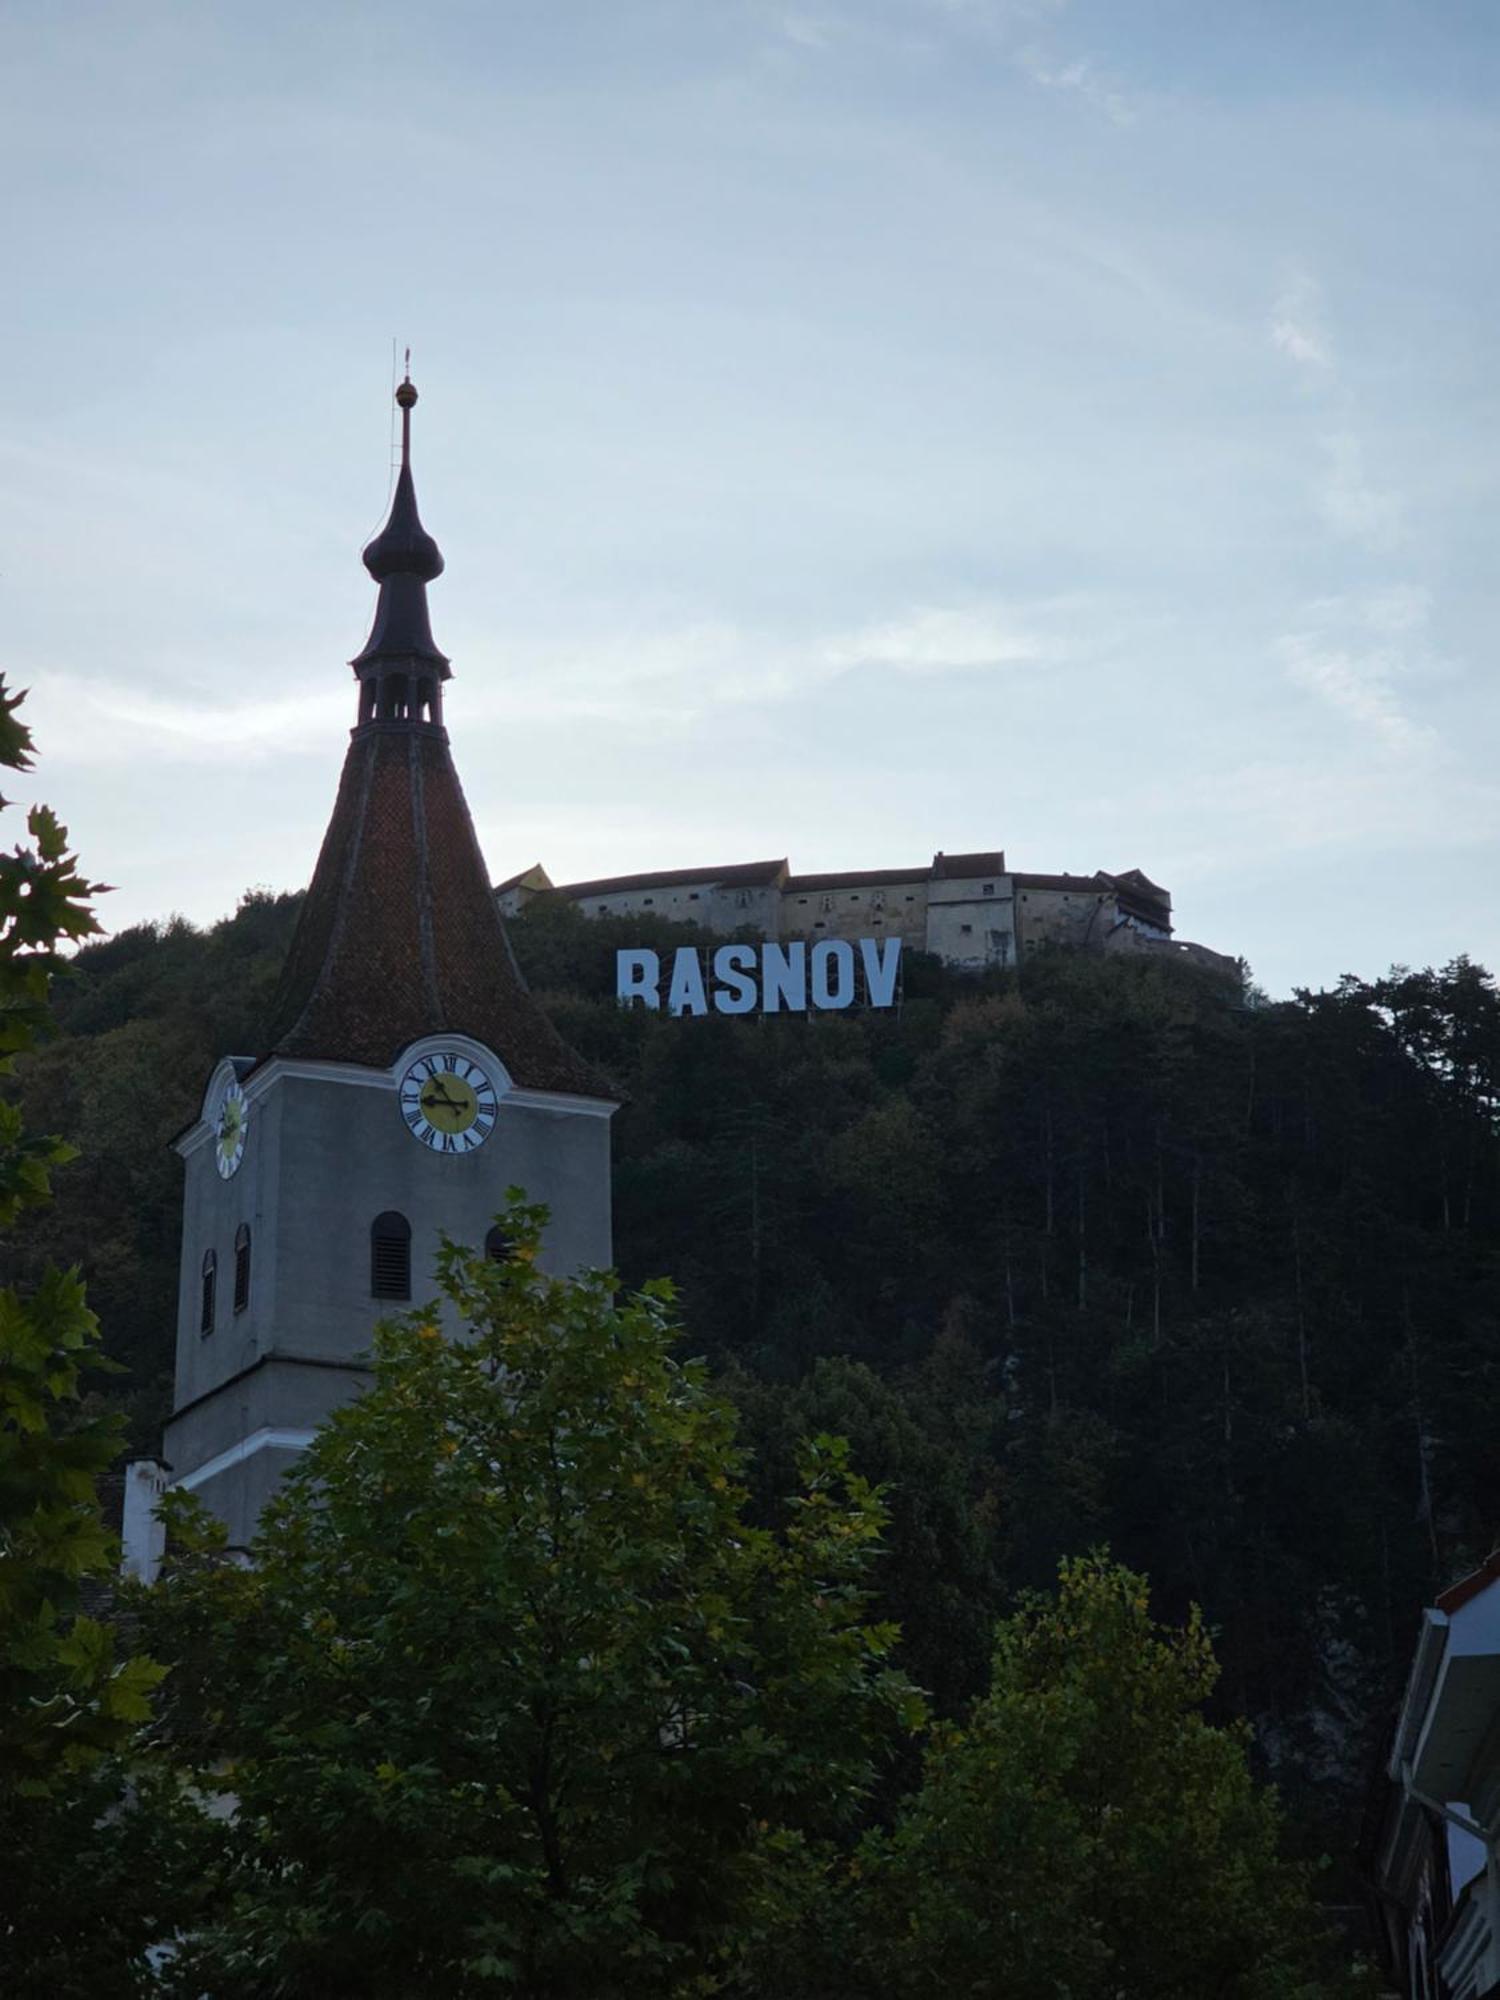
top-left (497, 852), bottom-right (1237, 980)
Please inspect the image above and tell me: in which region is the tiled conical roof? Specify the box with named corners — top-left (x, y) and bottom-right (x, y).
top-left (262, 377), bottom-right (613, 1100)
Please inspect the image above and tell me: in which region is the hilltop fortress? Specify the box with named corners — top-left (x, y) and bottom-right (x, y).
top-left (498, 852), bottom-right (1236, 980)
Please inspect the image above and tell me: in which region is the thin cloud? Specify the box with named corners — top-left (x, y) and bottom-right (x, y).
top-left (1269, 276), bottom-right (1333, 372)
top-left (820, 605), bottom-right (1058, 673)
top-left (1316, 432), bottom-right (1402, 547)
top-left (1015, 45), bottom-right (1136, 123)
top-left (778, 11), bottom-right (834, 48)
top-left (33, 603), bottom-right (1061, 771)
top-left (1277, 630), bottom-right (1434, 758)
top-left (23, 676), bottom-right (349, 768)
top-left (1271, 316), bottom-right (1331, 370)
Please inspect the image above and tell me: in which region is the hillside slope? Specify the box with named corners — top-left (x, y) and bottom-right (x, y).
top-left (11, 888), bottom-right (1500, 1870)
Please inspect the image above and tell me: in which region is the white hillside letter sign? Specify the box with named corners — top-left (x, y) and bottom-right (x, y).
top-left (616, 949), bottom-right (660, 1008)
top-left (615, 939), bottom-right (901, 1015)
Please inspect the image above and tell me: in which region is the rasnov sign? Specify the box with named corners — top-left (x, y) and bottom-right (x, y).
top-left (617, 939), bottom-right (902, 1016)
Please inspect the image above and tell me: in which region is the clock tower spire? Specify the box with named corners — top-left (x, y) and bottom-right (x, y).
top-left (349, 368), bottom-right (450, 722)
top-left (159, 378), bottom-right (617, 1550)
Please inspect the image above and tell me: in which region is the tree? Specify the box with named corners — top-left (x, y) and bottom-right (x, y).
top-left (728, 1343), bottom-right (1005, 1718)
top-left (0, 677), bottom-right (184, 1994)
top-left (144, 1198), bottom-right (922, 1999)
top-left (841, 1554), bottom-right (1370, 2000)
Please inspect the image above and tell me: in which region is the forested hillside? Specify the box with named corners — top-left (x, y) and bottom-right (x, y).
top-left (12, 886), bottom-right (1500, 1874)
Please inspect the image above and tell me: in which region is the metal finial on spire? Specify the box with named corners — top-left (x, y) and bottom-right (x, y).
top-left (360, 369), bottom-right (443, 587)
top-left (351, 368), bottom-right (449, 676)
top-left (395, 353), bottom-right (417, 464)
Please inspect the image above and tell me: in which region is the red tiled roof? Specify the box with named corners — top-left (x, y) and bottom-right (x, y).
top-left (559, 860), bottom-right (788, 899)
top-left (265, 726), bottom-right (612, 1097)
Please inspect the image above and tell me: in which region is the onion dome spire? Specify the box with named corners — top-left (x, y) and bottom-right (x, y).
top-left (350, 367), bottom-right (450, 711)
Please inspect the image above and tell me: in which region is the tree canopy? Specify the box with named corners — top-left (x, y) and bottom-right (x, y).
top-left (841, 1553), bottom-right (1369, 2000)
top-left (0, 677), bottom-right (186, 1995)
top-left (14, 878), bottom-right (1500, 1909)
top-left (141, 1200), bottom-right (921, 1998)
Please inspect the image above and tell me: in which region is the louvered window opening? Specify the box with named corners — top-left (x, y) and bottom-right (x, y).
top-left (200, 1251), bottom-right (216, 1336)
top-left (233, 1224), bottom-right (251, 1314)
top-left (371, 1211), bottom-right (412, 1300)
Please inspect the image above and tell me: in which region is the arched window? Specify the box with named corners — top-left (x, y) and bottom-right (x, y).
top-left (200, 1250), bottom-right (217, 1336)
top-left (484, 1225), bottom-right (513, 1265)
top-left (233, 1224), bottom-right (251, 1315)
top-left (371, 1211), bottom-right (411, 1300)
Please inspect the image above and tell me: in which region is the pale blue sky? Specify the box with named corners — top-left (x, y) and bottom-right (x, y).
top-left (5, 0), bottom-right (1497, 994)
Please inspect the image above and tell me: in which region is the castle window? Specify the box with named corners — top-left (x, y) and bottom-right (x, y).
top-left (960, 924), bottom-right (973, 935)
top-left (689, 892), bottom-right (699, 901)
top-left (872, 891), bottom-right (885, 909)
top-left (371, 1211), bottom-right (412, 1300)
top-left (484, 1225), bottom-right (513, 1264)
top-left (849, 894), bottom-right (859, 902)
top-left (814, 920), bottom-right (826, 929)
top-left (905, 895), bottom-right (914, 902)
top-left (200, 1250), bottom-right (216, 1336)
top-left (798, 898), bottom-right (808, 905)
top-left (643, 897), bottom-right (654, 906)
top-left (983, 883), bottom-right (994, 896)
top-left (233, 1224), bottom-right (251, 1315)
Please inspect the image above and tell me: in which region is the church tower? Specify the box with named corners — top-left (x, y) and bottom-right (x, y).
top-left (162, 377), bottom-right (616, 1546)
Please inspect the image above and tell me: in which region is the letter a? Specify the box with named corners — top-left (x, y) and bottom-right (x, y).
top-left (667, 948), bottom-right (709, 1017)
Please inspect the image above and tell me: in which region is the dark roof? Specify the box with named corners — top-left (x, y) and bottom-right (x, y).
top-left (932, 850), bottom-right (1005, 879)
top-left (1436, 1549), bottom-right (1500, 1617)
top-left (1012, 872), bottom-right (1107, 894)
top-left (559, 859), bottom-right (788, 899)
top-left (1105, 867), bottom-right (1167, 895)
top-left (786, 866), bottom-right (932, 891)
top-left (1011, 868), bottom-right (1172, 916)
top-left (264, 727), bottom-right (611, 1097)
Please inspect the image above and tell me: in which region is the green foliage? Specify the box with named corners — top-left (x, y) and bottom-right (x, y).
top-left (837, 1554), bottom-right (1372, 2000)
top-left (143, 1197), bottom-right (921, 1998)
top-left (728, 1340), bottom-right (1005, 1718)
top-left (8, 889), bottom-right (302, 1448)
top-left (0, 675), bottom-right (189, 1994)
top-left (21, 865), bottom-right (1500, 1898)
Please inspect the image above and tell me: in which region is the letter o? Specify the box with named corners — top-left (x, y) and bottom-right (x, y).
top-left (810, 939), bottom-right (856, 1009)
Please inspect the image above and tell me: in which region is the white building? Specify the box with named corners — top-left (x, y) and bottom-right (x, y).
top-left (497, 852), bottom-right (1234, 977)
top-left (1372, 1551), bottom-right (1500, 1999)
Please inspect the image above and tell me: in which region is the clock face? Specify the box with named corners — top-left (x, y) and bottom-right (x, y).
top-left (213, 1080), bottom-right (248, 1180)
top-left (398, 1052), bottom-right (498, 1154)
